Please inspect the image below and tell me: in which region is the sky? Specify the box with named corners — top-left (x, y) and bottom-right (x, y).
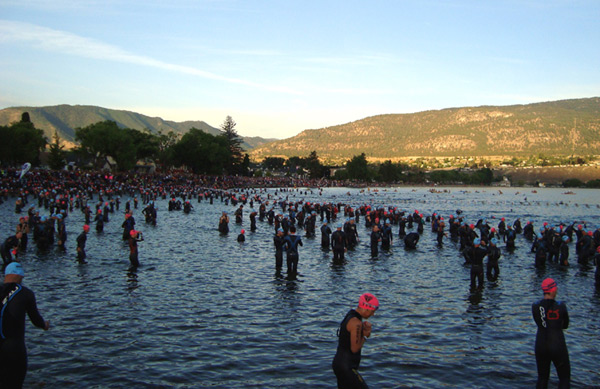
top-left (0, 0), bottom-right (599, 139)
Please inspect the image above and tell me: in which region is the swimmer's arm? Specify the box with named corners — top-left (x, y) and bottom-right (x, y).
top-left (347, 317), bottom-right (366, 353)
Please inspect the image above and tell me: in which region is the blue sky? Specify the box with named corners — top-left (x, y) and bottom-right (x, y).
top-left (0, 1), bottom-right (598, 139)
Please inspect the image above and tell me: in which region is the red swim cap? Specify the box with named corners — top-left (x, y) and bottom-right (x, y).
top-left (358, 293), bottom-right (379, 311)
top-left (83, 225), bottom-right (90, 232)
top-left (241, 229), bottom-right (245, 234)
top-left (130, 230), bottom-right (138, 237)
top-left (541, 278), bottom-right (557, 294)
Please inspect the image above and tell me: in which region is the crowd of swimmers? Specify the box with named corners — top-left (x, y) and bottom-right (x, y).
top-left (1, 167), bottom-right (599, 387)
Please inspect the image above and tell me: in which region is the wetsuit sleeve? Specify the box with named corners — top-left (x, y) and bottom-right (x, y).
top-left (531, 302), bottom-right (541, 327)
top-left (25, 289), bottom-right (46, 329)
top-left (562, 303), bottom-right (569, 329)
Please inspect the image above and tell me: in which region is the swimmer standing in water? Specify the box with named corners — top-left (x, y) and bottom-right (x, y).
top-left (532, 278), bottom-right (570, 388)
top-left (332, 293), bottom-right (379, 389)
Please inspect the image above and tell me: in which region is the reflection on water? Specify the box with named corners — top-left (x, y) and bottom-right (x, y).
top-left (1, 186), bottom-right (599, 387)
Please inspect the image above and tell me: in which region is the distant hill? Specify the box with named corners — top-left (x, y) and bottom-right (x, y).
top-left (250, 97), bottom-right (600, 163)
top-left (0, 105), bottom-right (275, 150)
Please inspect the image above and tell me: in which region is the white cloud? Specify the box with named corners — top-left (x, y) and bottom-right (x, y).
top-left (0, 20), bottom-right (301, 95)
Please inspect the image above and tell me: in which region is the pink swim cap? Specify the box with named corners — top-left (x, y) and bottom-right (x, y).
top-left (358, 293), bottom-right (379, 311)
top-left (541, 278), bottom-right (557, 294)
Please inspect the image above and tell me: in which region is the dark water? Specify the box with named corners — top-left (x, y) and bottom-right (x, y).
top-left (2, 187), bottom-right (599, 388)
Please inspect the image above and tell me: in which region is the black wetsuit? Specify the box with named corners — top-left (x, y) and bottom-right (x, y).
top-left (532, 298), bottom-right (570, 388)
top-left (321, 225), bottom-right (332, 249)
top-left (0, 283), bottom-right (47, 389)
top-left (273, 234), bottom-right (285, 268)
top-left (1, 236), bottom-right (19, 267)
top-left (283, 234), bottom-right (302, 276)
top-left (332, 309), bottom-right (368, 389)
top-left (404, 232), bottom-right (419, 249)
top-left (331, 230), bottom-right (346, 261)
top-left (370, 230), bottom-right (381, 258)
top-left (76, 232), bottom-right (87, 263)
top-left (469, 246), bottom-right (487, 289)
top-left (486, 245), bottom-right (501, 281)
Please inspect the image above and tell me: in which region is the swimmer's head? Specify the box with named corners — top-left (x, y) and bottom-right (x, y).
top-left (83, 225), bottom-right (90, 232)
top-left (562, 235), bottom-right (569, 242)
top-left (473, 238), bottom-right (481, 246)
top-left (129, 230), bottom-right (138, 238)
top-left (541, 278), bottom-right (557, 294)
top-left (490, 238), bottom-right (498, 245)
top-left (5, 262), bottom-right (25, 277)
top-left (358, 293), bottom-right (379, 311)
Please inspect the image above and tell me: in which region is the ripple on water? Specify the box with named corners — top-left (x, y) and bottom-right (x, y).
top-left (1, 187), bottom-right (599, 387)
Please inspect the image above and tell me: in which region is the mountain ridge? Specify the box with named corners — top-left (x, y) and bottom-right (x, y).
top-left (250, 97), bottom-right (600, 163)
top-left (0, 104), bottom-right (275, 150)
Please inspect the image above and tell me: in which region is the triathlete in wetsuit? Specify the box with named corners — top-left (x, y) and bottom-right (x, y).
top-left (76, 225), bottom-right (90, 263)
top-left (0, 263), bottom-right (50, 389)
top-left (283, 226), bottom-right (302, 277)
top-left (370, 225), bottom-right (381, 258)
top-left (486, 238), bottom-right (501, 281)
top-left (532, 278), bottom-right (570, 389)
top-left (273, 228), bottom-right (285, 269)
top-left (321, 223), bottom-right (332, 250)
top-left (469, 238), bottom-right (487, 289)
top-left (128, 230), bottom-right (144, 269)
top-left (331, 224), bottom-right (347, 261)
top-left (332, 293), bottom-right (379, 389)
top-left (218, 212), bottom-right (229, 234)
top-left (404, 232), bottom-right (419, 250)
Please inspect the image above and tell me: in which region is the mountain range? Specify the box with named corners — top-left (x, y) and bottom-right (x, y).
top-left (250, 97), bottom-right (600, 163)
top-left (0, 104), bottom-right (275, 150)
top-left (1, 98), bottom-right (599, 163)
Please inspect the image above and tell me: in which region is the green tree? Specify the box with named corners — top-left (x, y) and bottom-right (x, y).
top-left (563, 178), bottom-right (585, 188)
top-left (172, 128), bottom-right (230, 174)
top-left (306, 150), bottom-right (324, 179)
top-left (378, 160), bottom-right (398, 182)
top-left (262, 157), bottom-right (285, 170)
top-left (220, 116), bottom-right (244, 174)
top-left (124, 128), bottom-right (159, 161)
top-left (346, 153), bottom-right (370, 181)
top-left (0, 115), bottom-right (47, 167)
top-left (156, 130), bottom-right (179, 170)
top-left (47, 132), bottom-right (67, 170)
top-left (75, 121), bottom-right (136, 171)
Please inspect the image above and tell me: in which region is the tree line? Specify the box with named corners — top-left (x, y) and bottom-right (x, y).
top-left (0, 113), bottom-right (250, 175)
top-left (0, 112), bottom-right (574, 187)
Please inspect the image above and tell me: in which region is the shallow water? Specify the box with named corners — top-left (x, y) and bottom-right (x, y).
top-left (2, 186), bottom-right (599, 388)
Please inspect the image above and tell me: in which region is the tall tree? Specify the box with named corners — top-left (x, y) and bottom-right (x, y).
top-left (346, 153), bottom-right (370, 181)
top-left (75, 121), bottom-right (136, 171)
top-left (47, 132), bottom-right (67, 170)
top-left (172, 128), bottom-right (230, 174)
top-left (220, 116), bottom-right (244, 174)
top-left (0, 117), bottom-right (47, 167)
top-left (305, 150), bottom-right (325, 179)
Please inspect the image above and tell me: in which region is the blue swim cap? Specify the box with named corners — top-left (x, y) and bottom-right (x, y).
top-left (277, 228), bottom-right (283, 233)
top-left (473, 238), bottom-right (481, 245)
top-left (337, 223), bottom-right (343, 229)
top-left (5, 262), bottom-right (25, 277)
top-left (537, 233), bottom-right (543, 239)
top-left (491, 238), bottom-right (498, 245)
top-left (562, 235), bottom-right (569, 242)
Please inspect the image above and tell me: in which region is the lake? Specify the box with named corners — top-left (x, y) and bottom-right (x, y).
top-left (1, 186), bottom-right (599, 388)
